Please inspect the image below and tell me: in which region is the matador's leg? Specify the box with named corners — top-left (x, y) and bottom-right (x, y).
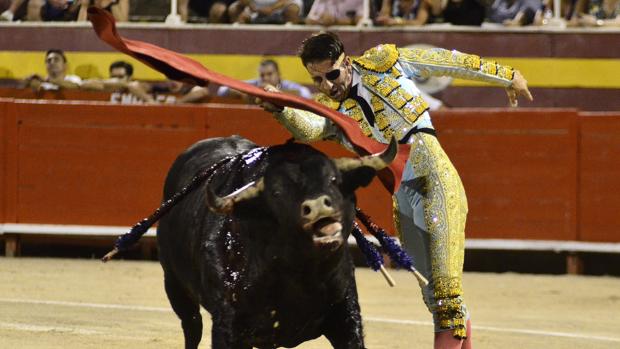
top-left (395, 133), bottom-right (470, 340)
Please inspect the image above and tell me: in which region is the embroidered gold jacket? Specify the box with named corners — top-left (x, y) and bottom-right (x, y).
top-left (274, 44), bottom-right (515, 146)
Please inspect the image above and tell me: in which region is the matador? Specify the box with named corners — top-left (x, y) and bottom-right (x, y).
top-left (258, 32), bottom-right (533, 349)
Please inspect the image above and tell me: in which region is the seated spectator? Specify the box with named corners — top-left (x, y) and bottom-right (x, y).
top-left (35, 58), bottom-right (208, 104)
top-left (77, 0), bottom-right (129, 22)
top-left (2, 0), bottom-right (80, 21)
top-left (178, 0), bottom-right (233, 23)
top-left (24, 49), bottom-right (82, 90)
top-left (0, 0), bottom-right (27, 21)
top-left (217, 59), bottom-right (312, 101)
top-left (487, 0), bottom-right (542, 26)
top-left (145, 80), bottom-right (210, 104)
top-left (83, 60), bottom-right (157, 103)
top-left (93, 62), bottom-right (210, 104)
top-left (108, 60), bottom-right (133, 81)
top-left (1, 0), bottom-right (127, 21)
top-left (228, 0), bottom-right (302, 24)
top-left (374, 0), bottom-right (433, 26)
top-left (430, 0), bottom-right (486, 25)
top-left (305, 0), bottom-right (363, 26)
top-left (577, 0), bottom-right (620, 26)
top-left (533, 0), bottom-right (584, 26)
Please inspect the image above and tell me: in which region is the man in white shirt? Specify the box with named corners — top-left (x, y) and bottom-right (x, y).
top-left (25, 49), bottom-right (82, 91)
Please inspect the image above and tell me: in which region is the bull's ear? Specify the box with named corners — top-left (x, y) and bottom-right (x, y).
top-left (340, 166), bottom-right (377, 193)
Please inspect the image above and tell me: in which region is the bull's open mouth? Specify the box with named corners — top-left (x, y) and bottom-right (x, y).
top-left (311, 217), bottom-right (344, 249)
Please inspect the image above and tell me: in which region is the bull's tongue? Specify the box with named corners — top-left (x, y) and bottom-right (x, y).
top-left (318, 221), bottom-right (342, 236)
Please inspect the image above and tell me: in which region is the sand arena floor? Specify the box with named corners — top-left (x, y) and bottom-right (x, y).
top-left (0, 257), bottom-right (619, 348)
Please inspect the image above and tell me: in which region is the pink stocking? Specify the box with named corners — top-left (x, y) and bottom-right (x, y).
top-left (434, 319), bottom-right (473, 349)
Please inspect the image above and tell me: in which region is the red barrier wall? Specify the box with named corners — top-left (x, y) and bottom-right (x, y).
top-left (11, 101), bottom-right (208, 225)
top-left (1, 99), bottom-right (618, 242)
top-left (579, 112), bottom-right (620, 242)
top-left (434, 109), bottom-right (579, 240)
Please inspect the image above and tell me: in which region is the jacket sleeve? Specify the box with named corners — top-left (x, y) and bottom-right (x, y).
top-left (397, 47), bottom-right (515, 87)
top-left (273, 107), bottom-right (344, 143)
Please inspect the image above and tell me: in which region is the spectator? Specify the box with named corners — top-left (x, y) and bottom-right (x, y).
top-left (533, 0), bottom-right (584, 26)
top-left (84, 60), bottom-right (157, 103)
top-left (228, 0), bottom-right (302, 24)
top-left (77, 0), bottom-right (129, 22)
top-left (108, 60), bottom-right (133, 81)
top-left (146, 80), bottom-right (211, 104)
top-left (487, 0), bottom-right (542, 26)
top-left (577, 0), bottom-right (620, 26)
top-left (217, 59), bottom-right (312, 101)
top-left (431, 0), bottom-right (486, 25)
top-left (0, 0), bottom-right (81, 21)
top-left (0, 0), bottom-right (27, 21)
top-left (24, 49), bottom-right (82, 90)
top-left (103, 61), bottom-right (210, 104)
top-left (178, 0), bottom-right (233, 23)
top-left (305, 0), bottom-right (364, 26)
top-left (375, 0), bottom-right (433, 26)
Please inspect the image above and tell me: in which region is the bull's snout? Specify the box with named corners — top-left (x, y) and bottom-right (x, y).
top-left (301, 195), bottom-right (334, 222)
top-left (301, 195), bottom-right (343, 249)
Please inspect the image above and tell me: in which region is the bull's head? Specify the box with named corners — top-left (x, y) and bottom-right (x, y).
top-left (207, 137), bottom-right (397, 250)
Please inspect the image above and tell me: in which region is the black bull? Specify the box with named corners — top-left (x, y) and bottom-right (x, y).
top-left (157, 135), bottom-right (396, 349)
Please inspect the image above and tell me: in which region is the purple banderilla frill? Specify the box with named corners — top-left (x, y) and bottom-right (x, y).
top-left (350, 222), bottom-right (384, 272)
top-left (355, 207), bottom-right (429, 286)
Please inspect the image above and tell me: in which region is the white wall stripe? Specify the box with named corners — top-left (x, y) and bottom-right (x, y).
top-left (1, 298), bottom-right (618, 343)
top-left (3, 223), bottom-right (620, 253)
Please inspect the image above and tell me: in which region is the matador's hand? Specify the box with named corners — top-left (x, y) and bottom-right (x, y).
top-left (506, 70), bottom-right (533, 107)
top-left (255, 84), bottom-right (284, 113)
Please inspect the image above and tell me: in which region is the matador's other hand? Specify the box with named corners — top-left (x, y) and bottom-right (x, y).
top-left (255, 84), bottom-right (284, 113)
top-left (506, 70), bottom-right (533, 107)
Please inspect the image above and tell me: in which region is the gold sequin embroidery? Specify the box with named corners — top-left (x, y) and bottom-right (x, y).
top-left (398, 47), bottom-right (514, 84)
top-left (353, 44), bottom-right (399, 73)
top-left (408, 133), bottom-right (469, 338)
top-left (370, 95), bottom-right (385, 114)
top-left (391, 67), bottom-right (402, 79)
top-left (375, 77), bottom-right (401, 97)
top-left (314, 93), bottom-right (341, 110)
top-left (362, 74), bottom-right (428, 126)
top-left (341, 98), bottom-right (372, 137)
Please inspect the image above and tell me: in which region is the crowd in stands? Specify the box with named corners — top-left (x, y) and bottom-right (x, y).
top-left (1, 0), bottom-right (618, 27)
top-left (21, 49), bottom-right (210, 104)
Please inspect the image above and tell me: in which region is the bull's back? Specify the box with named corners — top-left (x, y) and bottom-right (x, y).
top-left (157, 136), bottom-right (257, 295)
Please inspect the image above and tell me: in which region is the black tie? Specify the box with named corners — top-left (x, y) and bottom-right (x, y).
top-left (348, 84), bottom-right (375, 127)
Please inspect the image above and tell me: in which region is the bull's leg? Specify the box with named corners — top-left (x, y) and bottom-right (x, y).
top-left (164, 274), bottom-right (203, 349)
top-left (211, 310), bottom-right (252, 349)
top-left (322, 281), bottom-right (365, 349)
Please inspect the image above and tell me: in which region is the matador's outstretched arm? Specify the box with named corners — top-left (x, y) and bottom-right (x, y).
top-left (397, 47), bottom-right (533, 106)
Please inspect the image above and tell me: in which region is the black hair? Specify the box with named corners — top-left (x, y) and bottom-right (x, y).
top-left (45, 49), bottom-right (67, 62)
top-left (298, 32), bottom-right (345, 67)
top-left (109, 60), bottom-right (134, 77)
top-left (259, 59), bottom-right (280, 72)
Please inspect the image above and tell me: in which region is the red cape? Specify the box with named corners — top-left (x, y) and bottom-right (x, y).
top-left (87, 7), bottom-right (409, 193)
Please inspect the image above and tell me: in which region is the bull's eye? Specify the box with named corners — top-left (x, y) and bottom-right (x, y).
top-left (272, 190), bottom-right (281, 197)
top-left (330, 176), bottom-right (337, 184)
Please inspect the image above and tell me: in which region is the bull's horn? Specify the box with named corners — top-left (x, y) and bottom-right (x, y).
top-left (333, 136), bottom-right (398, 171)
top-left (207, 178), bottom-right (265, 213)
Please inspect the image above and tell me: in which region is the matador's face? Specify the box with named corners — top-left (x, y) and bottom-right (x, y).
top-left (305, 54), bottom-right (353, 102)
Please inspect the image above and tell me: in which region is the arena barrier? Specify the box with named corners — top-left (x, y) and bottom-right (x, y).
top-left (1, 98), bottom-right (619, 273)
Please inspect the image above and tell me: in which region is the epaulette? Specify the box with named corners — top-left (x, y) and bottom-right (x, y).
top-left (314, 93), bottom-right (341, 110)
top-left (353, 44), bottom-right (400, 73)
